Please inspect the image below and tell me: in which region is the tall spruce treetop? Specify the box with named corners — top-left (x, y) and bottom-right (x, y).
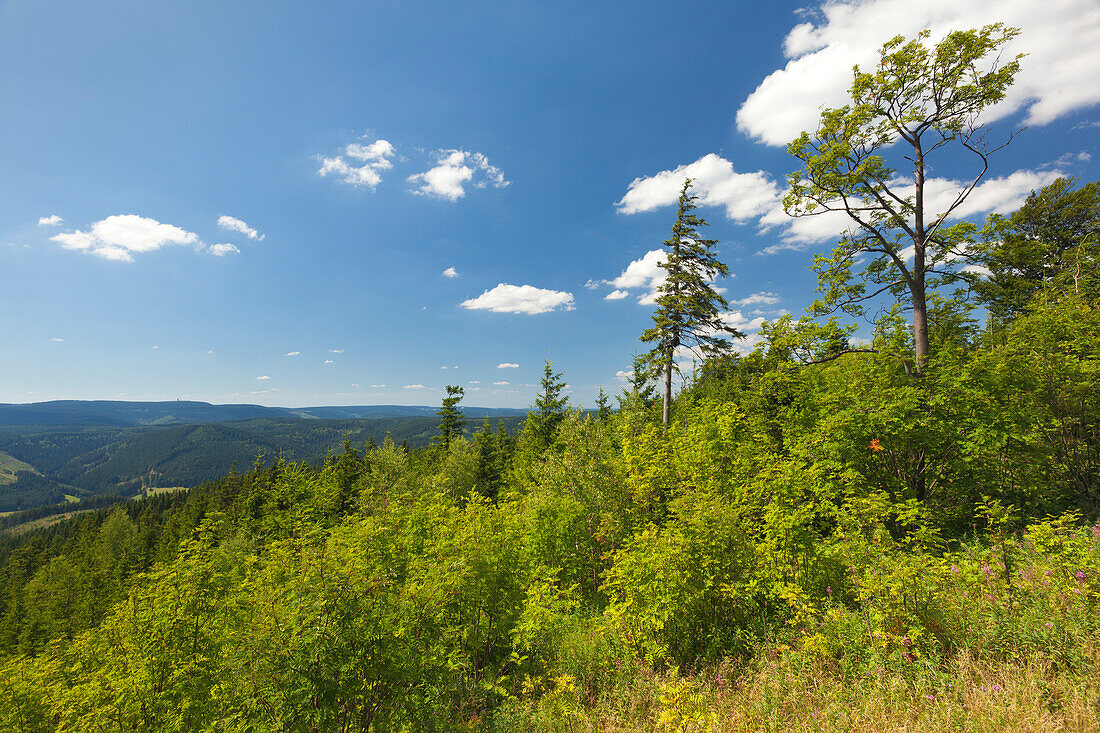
top-left (435, 385), bottom-right (465, 450)
top-left (784, 25), bottom-right (1022, 374)
top-left (529, 359), bottom-right (568, 445)
top-left (641, 179), bottom-right (742, 426)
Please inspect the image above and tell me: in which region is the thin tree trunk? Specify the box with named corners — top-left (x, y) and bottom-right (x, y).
top-left (662, 361), bottom-right (672, 428)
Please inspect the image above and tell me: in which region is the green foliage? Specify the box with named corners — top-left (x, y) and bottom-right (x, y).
top-left (436, 385), bottom-right (467, 451)
top-left (0, 187), bottom-right (1098, 729)
top-left (785, 24), bottom-right (1022, 368)
top-left (640, 180), bottom-right (740, 423)
top-left (972, 176), bottom-right (1100, 324)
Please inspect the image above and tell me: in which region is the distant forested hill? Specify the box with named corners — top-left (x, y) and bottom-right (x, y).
top-left (0, 400), bottom-right (526, 427)
top-left (0, 415), bottom-right (525, 512)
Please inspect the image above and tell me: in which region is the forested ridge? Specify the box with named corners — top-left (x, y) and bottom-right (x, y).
top-left (0, 415), bottom-right (525, 512)
top-left (2, 28), bottom-right (1099, 732)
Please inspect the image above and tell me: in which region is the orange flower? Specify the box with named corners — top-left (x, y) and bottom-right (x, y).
top-left (870, 439), bottom-right (883, 453)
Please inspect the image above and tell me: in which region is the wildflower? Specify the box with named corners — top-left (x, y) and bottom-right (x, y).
top-left (982, 562), bottom-right (992, 577)
top-left (1076, 570), bottom-right (1086, 582)
top-left (952, 564), bottom-right (959, 574)
top-left (870, 438), bottom-right (883, 452)
top-left (826, 586), bottom-right (833, 596)
top-left (991, 684), bottom-right (1002, 692)
top-left (1045, 622), bottom-right (1052, 628)
top-left (925, 694), bottom-right (935, 700)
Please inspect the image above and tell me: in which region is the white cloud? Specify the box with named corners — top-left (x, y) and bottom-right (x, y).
top-left (602, 249), bottom-right (667, 304)
top-left (38, 215), bottom-right (63, 226)
top-left (403, 384), bottom-right (425, 389)
top-left (617, 154), bottom-right (780, 219)
top-left (737, 0), bottom-right (1100, 146)
top-left (461, 283), bottom-right (575, 314)
top-left (615, 370), bottom-right (634, 382)
top-left (208, 243), bottom-right (240, 256)
top-left (152, 345), bottom-right (159, 350)
top-left (217, 215), bottom-right (264, 241)
top-left (324, 359), bottom-right (334, 365)
top-left (493, 380), bottom-right (510, 386)
top-left (443, 266), bottom-right (458, 278)
top-left (370, 384), bottom-right (386, 388)
top-left (758, 167), bottom-right (1064, 252)
top-left (50, 214), bottom-right (199, 262)
top-left (469, 380), bottom-right (481, 384)
top-left (497, 362), bottom-right (519, 369)
top-left (257, 375), bottom-right (271, 380)
top-left (408, 149), bottom-right (509, 201)
top-left (609, 249), bottom-right (665, 290)
top-left (49, 337), bottom-right (63, 343)
top-left (286, 351), bottom-right (300, 357)
top-left (329, 349), bottom-right (344, 354)
top-left (731, 291), bottom-right (781, 307)
top-left (319, 138), bottom-right (395, 188)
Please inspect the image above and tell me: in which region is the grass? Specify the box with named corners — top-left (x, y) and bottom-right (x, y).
top-left (494, 647), bottom-right (1100, 732)
top-left (144, 485), bottom-right (189, 497)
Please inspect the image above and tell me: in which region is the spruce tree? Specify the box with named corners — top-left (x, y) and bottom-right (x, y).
top-left (435, 385), bottom-right (466, 450)
top-left (594, 388), bottom-right (611, 421)
top-left (528, 359), bottom-right (568, 450)
top-left (641, 179), bottom-right (741, 426)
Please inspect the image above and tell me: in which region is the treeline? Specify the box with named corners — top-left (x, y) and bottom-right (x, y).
top-left (0, 415), bottom-right (526, 512)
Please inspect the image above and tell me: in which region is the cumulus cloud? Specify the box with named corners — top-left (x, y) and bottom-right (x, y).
top-left (38, 215), bottom-right (63, 226)
top-left (731, 291), bottom-right (782, 307)
top-left (736, 0), bottom-right (1100, 146)
top-left (615, 370), bottom-right (634, 382)
top-left (208, 243), bottom-right (240, 256)
top-left (329, 349), bottom-right (345, 354)
top-left (324, 359), bottom-right (334, 365)
top-left (318, 138), bottom-right (396, 188)
top-left (461, 284), bottom-right (575, 314)
top-left (599, 249), bottom-right (667, 304)
top-left (370, 384), bottom-right (386, 388)
top-left (217, 215), bottom-right (264, 241)
top-left (286, 351), bottom-right (300, 357)
top-left (757, 167), bottom-right (1064, 252)
top-left (493, 380), bottom-right (510, 386)
top-left (617, 154), bottom-right (780, 219)
top-left (50, 215), bottom-right (199, 262)
top-left (257, 375), bottom-right (271, 380)
top-left (49, 337), bottom-right (64, 343)
top-left (403, 384), bottom-right (425, 389)
top-left (408, 150), bottom-right (509, 201)
top-left (443, 266), bottom-right (458, 278)
top-left (497, 362), bottom-right (519, 369)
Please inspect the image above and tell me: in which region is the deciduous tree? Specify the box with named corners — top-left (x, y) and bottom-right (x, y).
top-left (784, 25), bottom-right (1022, 373)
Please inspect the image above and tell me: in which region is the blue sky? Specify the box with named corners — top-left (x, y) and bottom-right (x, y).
top-left (2, 0), bottom-right (1098, 408)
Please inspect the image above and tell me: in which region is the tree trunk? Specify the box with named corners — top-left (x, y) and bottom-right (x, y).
top-left (912, 277), bottom-right (930, 373)
top-left (662, 361), bottom-right (672, 428)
